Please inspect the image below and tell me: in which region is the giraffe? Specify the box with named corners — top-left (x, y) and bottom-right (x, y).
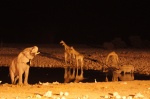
top-left (70, 46), bottom-right (84, 80)
top-left (60, 40), bottom-right (73, 64)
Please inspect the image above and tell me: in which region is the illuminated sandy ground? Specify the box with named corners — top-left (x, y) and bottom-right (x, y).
top-left (0, 81), bottom-right (150, 98)
top-left (0, 44), bottom-right (150, 98)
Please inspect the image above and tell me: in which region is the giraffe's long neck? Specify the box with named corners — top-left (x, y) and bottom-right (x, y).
top-left (63, 43), bottom-right (69, 51)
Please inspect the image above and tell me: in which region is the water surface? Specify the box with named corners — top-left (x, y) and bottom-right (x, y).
top-left (0, 67), bottom-right (150, 84)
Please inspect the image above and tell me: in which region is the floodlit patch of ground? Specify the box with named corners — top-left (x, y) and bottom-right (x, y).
top-left (0, 81), bottom-right (150, 99)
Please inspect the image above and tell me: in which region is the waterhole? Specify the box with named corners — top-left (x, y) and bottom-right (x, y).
top-left (0, 66), bottom-right (150, 84)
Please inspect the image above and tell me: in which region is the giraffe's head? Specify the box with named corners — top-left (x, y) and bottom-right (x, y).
top-left (60, 40), bottom-right (65, 45)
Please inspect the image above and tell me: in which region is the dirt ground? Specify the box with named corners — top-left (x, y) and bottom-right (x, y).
top-left (0, 44), bottom-right (150, 99)
top-left (0, 81), bottom-right (150, 99)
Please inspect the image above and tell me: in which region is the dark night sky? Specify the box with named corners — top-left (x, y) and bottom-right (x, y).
top-left (0, 0), bottom-right (149, 44)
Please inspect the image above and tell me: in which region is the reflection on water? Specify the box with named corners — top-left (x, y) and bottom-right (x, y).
top-left (0, 67), bottom-right (150, 84)
top-left (104, 67), bottom-right (135, 82)
top-left (112, 71), bottom-right (134, 81)
top-left (119, 74), bottom-right (134, 81)
top-left (64, 67), bottom-right (75, 83)
top-left (64, 67), bottom-right (85, 83)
